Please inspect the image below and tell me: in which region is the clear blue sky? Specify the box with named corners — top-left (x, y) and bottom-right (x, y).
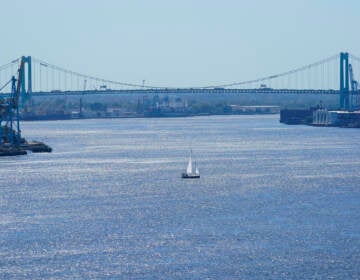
top-left (1, 0), bottom-right (359, 87)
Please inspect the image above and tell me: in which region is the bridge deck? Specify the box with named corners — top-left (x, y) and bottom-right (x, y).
top-left (27, 88), bottom-right (348, 97)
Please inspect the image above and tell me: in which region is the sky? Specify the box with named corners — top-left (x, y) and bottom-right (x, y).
top-left (1, 0), bottom-right (360, 88)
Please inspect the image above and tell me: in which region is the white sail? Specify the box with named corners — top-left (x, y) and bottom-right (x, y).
top-left (194, 161), bottom-right (199, 175)
top-left (186, 152), bottom-right (192, 174)
top-left (195, 166), bottom-right (199, 175)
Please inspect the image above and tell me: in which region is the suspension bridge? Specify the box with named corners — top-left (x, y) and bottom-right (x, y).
top-left (0, 52), bottom-right (359, 110)
top-left (1, 52), bottom-right (360, 154)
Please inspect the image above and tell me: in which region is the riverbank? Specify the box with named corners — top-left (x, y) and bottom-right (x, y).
top-left (21, 107), bottom-right (280, 121)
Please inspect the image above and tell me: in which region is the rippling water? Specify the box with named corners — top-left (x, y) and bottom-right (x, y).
top-left (1, 115), bottom-right (359, 279)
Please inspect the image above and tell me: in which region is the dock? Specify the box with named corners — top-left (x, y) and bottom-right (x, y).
top-left (0, 141), bottom-right (52, 157)
top-left (280, 108), bottom-right (360, 128)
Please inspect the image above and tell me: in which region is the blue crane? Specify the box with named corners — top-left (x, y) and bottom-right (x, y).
top-left (349, 64), bottom-right (359, 111)
top-left (0, 57), bottom-right (25, 146)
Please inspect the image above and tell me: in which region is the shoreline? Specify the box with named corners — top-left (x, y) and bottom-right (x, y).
top-left (20, 112), bottom-right (279, 122)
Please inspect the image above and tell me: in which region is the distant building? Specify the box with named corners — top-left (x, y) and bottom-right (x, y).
top-left (230, 105), bottom-right (279, 114)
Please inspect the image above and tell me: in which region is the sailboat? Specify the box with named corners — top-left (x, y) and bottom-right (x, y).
top-left (182, 150), bottom-right (200, 179)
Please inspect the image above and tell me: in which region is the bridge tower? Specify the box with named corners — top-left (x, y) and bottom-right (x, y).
top-left (20, 56), bottom-right (32, 104)
top-left (339, 52), bottom-right (350, 110)
top-left (21, 56), bottom-right (32, 96)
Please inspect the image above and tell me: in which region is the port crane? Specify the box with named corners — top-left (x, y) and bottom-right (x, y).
top-left (349, 64), bottom-right (359, 111)
top-left (0, 57), bottom-right (25, 146)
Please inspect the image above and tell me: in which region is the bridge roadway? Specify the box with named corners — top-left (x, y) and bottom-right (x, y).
top-left (28, 88), bottom-right (348, 97)
top-left (3, 88), bottom-right (360, 98)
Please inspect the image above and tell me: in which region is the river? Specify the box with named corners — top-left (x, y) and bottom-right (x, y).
top-left (0, 115), bottom-right (359, 279)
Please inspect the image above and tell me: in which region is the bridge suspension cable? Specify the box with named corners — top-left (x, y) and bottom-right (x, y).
top-left (0, 78), bottom-right (13, 92)
top-left (30, 54), bottom-right (341, 91)
top-left (201, 54), bottom-right (340, 89)
top-left (0, 58), bottom-right (21, 93)
top-left (31, 57), bottom-right (167, 91)
top-left (350, 53), bottom-right (360, 62)
top-left (0, 59), bottom-right (20, 71)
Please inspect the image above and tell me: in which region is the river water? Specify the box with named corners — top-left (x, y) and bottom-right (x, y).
top-left (0, 115), bottom-right (359, 279)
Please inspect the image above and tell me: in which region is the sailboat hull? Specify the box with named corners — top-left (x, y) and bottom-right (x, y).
top-left (181, 173), bottom-right (200, 179)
